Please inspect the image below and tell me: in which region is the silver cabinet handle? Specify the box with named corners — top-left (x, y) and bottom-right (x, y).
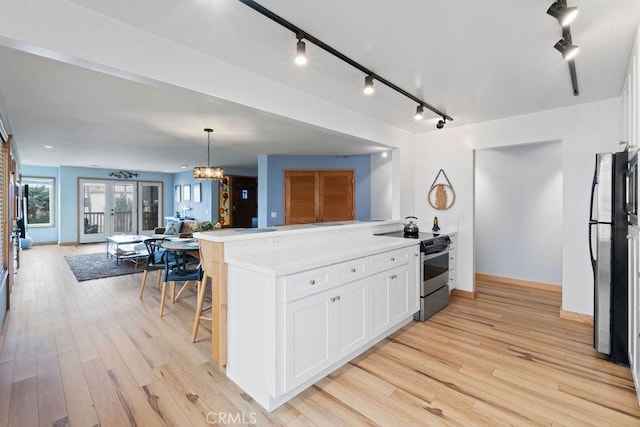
top-left (310, 279), bottom-right (316, 285)
top-left (415, 253), bottom-right (419, 257)
top-left (351, 268), bottom-right (356, 273)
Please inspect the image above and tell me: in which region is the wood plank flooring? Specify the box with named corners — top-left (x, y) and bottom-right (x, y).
top-left (1, 244), bottom-right (639, 426)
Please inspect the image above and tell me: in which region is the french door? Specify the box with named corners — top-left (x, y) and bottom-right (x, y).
top-left (79, 180), bottom-right (163, 243)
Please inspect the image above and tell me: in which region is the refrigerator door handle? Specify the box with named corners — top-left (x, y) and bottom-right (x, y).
top-left (589, 221), bottom-right (597, 274)
top-left (590, 159), bottom-right (598, 222)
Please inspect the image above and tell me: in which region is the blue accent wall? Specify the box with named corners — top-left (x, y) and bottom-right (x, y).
top-left (261, 155), bottom-right (371, 227)
top-left (21, 166), bottom-right (173, 244)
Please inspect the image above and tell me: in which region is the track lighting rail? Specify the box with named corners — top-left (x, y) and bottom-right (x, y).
top-left (238, 0), bottom-right (453, 123)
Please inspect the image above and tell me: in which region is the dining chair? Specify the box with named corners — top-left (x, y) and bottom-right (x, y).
top-left (160, 247), bottom-right (202, 317)
top-left (139, 238), bottom-right (168, 299)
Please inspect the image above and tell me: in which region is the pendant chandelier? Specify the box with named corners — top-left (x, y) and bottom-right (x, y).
top-left (193, 128), bottom-right (224, 180)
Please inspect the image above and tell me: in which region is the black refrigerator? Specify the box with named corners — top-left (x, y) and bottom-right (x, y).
top-left (589, 151), bottom-right (629, 365)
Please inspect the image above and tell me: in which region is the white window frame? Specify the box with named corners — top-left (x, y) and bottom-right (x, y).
top-left (23, 176), bottom-right (55, 228)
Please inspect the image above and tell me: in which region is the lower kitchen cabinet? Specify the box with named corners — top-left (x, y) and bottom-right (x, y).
top-left (448, 234), bottom-right (457, 290)
top-left (225, 242), bottom-right (419, 411)
top-left (370, 264), bottom-right (415, 338)
top-left (284, 278), bottom-right (368, 392)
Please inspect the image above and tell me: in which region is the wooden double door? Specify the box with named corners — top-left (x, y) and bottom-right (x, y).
top-left (284, 170), bottom-right (354, 225)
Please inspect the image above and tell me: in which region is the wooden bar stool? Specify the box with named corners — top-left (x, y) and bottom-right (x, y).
top-left (192, 241), bottom-right (217, 342)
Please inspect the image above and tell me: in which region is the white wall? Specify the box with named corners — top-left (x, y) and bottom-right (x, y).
top-left (415, 98), bottom-right (621, 315)
top-left (475, 142), bottom-right (563, 285)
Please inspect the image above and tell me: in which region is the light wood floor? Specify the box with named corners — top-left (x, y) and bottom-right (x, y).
top-left (1, 244), bottom-right (640, 426)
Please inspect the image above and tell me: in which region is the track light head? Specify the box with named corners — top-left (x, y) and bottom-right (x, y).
top-left (295, 39), bottom-right (307, 65)
top-left (436, 118), bottom-right (446, 129)
top-left (547, 1), bottom-right (578, 27)
top-left (363, 75), bottom-right (374, 95)
top-left (554, 38), bottom-right (579, 61)
top-left (414, 105), bottom-right (424, 121)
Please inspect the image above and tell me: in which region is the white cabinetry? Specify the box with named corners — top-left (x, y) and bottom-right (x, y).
top-left (226, 241), bottom-right (419, 411)
top-left (284, 278), bottom-right (367, 392)
top-left (283, 246), bottom-right (418, 393)
top-left (448, 234), bottom-right (457, 290)
top-left (625, 27), bottom-right (640, 405)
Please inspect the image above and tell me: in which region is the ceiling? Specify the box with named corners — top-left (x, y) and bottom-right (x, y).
top-left (0, 0), bottom-right (638, 172)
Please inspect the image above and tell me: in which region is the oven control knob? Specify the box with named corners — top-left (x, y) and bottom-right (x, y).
top-left (351, 268), bottom-right (356, 273)
top-left (391, 257), bottom-right (396, 261)
top-left (310, 279), bottom-right (316, 285)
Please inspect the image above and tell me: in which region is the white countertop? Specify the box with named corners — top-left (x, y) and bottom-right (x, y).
top-left (194, 220), bottom-right (401, 242)
top-left (225, 235), bottom-right (420, 276)
top-left (195, 220), bottom-right (456, 276)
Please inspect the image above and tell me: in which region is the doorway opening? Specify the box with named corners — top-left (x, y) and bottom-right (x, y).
top-left (474, 141), bottom-right (563, 291)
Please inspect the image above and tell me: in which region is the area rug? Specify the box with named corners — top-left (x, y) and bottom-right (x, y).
top-left (64, 253), bottom-right (145, 282)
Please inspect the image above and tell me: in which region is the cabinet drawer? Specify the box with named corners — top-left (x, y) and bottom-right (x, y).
top-left (335, 258), bottom-right (369, 285)
top-left (448, 268), bottom-right (456, 289)
top-left (448, 250), bottom-right (456, 269)
top-left (370, 247), bottom-right (412, 274)
top-left (284, 266), bottom-right (334, 302)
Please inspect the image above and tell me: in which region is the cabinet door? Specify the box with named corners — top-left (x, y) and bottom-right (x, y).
top-left (284, 290), bottom-right (332, 392)
top-left (284, 171), bottom-right (318, 224)
top-left (390, 265), bottom-right (411, 322)
top-left (318, 170), bottom-right (354, 223)
top-left (334, 279), bottom-right (368, 360)
top-left (370, 270), bottom-right (393, 337)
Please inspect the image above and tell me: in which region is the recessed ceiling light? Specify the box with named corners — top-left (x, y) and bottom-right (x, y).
top-left (181, 164), bottom-right (189, 169)
top-left (44, 145), bottom-right (53, 149)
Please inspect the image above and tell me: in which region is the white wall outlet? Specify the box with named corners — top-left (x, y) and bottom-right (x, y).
top-left (270, 212), bottom-right (277, 218)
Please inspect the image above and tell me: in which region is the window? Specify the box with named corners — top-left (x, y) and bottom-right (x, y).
top-left (23, 176), bottom-right (55, 227)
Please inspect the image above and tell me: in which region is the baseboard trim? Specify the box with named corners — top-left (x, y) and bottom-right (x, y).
top-left (58, 242), bottom-right (77, 246)
top-left (451, 288), bottom-right (476, 299)
top-left (560, 309), bottom-right (594, 325)
top-left (475, 273), bottom-right (561, 293)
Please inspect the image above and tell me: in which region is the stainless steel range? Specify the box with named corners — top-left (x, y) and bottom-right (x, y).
top-left (376, 231), bottom-right (452, 321)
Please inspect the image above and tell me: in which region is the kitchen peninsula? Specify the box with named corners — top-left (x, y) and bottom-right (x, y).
top-left (195, 220), bottom-right (422, 411)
